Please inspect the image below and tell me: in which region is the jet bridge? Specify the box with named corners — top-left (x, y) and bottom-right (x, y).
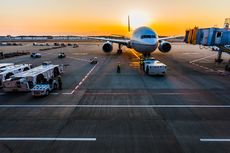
top-left (185, 24), bottom-right (230, 65)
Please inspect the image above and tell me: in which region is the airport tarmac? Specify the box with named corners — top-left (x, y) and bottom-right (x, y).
top-left (0, 42), bottom-right (229, 153)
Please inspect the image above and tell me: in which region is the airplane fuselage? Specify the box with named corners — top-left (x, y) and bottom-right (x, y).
top-left (130, 26), bottom-right (159, 54)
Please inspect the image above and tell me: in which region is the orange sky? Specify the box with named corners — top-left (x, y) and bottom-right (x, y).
top-left (0, 0), bottom-right (229, 36)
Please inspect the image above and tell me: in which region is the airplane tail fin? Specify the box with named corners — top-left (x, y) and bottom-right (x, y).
top-left (128, 15), bottom-right (131, 32)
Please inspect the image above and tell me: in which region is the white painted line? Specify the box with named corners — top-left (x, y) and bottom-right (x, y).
top-left (0, 137), bottom-right (96, 141)
top-left (67, 56), bottom-right (89, 62)
top-left (62, 93), bottom-right (73, 95)
top-left (84, 92), bottom-right (200, 95)
top-left (73, 53), bottom-right (88, 56)
top-left (0, 105), bottom-right (230, 108)
top-left (183, 53), bottom-right (199, 55)
top-left (190, 60), bottom-right (215, 72)
top-left (131, 50), bottom-right (141, 59)
top-left (71, 63), bottom-right (98, 94)
top-left (50, 93), bottom-right (59, 95)
top-left (189, 54), bottom-right (216, 63)
top-left (200, 139), bottom-right (230, 142)
top-left (74, 85), bottom-right (80, 90)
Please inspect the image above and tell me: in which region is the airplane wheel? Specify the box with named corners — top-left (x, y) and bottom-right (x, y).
top-left (225, 64), bottom-right (230, 71)
top-left (117, 49), bottom-right (122, 54)
top-left (54, 84), bottom-right (58, 90)
top-left (46, 90), bottom-right (49, 96)
top-left (146, 66), bottom-right (149, 75)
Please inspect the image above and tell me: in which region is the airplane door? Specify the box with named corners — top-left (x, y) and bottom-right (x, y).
top-left (215, 31), bottom-right (222, 45)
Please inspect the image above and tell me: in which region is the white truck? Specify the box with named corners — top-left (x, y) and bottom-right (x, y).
top-left (0, 64), bottom-right (31, 87)
top-left (3, 62), bottom-right (63, 92)
top-left (141, 58), bottom-right (167, 75)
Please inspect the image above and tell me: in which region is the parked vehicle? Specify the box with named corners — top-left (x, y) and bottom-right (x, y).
top-left (58, 53), bottom-right (66, 58)
top-left (0, 63), bottom-right (14, 69)
top-left (142, 58), bottom-right (167, 75)
top-left (73, 44), bottom-right (79, 48)
top-left (0, 64), bottom-right (31, 87)
top-left (3, 63), bottom-right (63, 92)
top-left (31, 53), bottom-right (41, 58)
top-left (31, 77), bottom-right (61, 96)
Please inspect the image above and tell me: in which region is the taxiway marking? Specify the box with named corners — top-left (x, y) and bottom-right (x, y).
top-left (190, 54), bottom-right (216, 63)
top-left (50, 93), bottom-right (59, 95)
top-left (0, 137), bottom-right (96, 141)
top-left (84, 92), bottom-right (201, 95)
top-left (1, 105), bottom-right (230, 108)
top-left (42, 51), bottom-right (89, 62)
top-left (66, 56), bottom-right (89, 62)
top-left (189, 54), bottom-right (217, 72)
top-left (131, 50), bottom-right (141, 59)
top-left (200, 139), bottom-right (230, 142)
top-left (71, 63), bottom-right (98, 94)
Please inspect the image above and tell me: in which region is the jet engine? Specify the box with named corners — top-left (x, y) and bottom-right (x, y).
top-left (158, 41), bottom-right (171, 53)
top-left (102, 42), bottom-right (113, 53)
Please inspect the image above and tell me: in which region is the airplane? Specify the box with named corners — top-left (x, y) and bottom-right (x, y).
top-left (88, 16), bottom-right (181, 57)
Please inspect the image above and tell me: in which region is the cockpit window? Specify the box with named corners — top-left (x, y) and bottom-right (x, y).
top-left (141, 35), bottom-right (156, 39)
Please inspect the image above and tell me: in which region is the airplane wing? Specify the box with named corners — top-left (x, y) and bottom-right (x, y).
top-left (87, 36), bottom-right (130, 45)
top-left (158, 36), bottom-right (184, 41)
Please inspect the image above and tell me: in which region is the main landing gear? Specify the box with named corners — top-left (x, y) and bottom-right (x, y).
top-left (117, 44), bottom-right (123, 54)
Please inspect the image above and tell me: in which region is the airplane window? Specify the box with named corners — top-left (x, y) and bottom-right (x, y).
top-left (216, 32), bottom-right (222, 38)
top-left (141, 35), bottom-right (156, 39)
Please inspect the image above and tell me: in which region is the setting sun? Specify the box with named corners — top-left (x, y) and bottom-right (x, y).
top-left (123, 10), bottom-right (152, 30)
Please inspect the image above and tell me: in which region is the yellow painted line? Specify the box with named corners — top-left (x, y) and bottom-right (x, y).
top-left (131, 50), bottom-right (141, 59)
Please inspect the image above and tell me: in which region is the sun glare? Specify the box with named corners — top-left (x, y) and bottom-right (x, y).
top-left (125, 10), bottom-right (151, 30)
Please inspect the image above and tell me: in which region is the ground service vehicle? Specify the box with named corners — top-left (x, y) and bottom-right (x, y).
top-left (0, 64), bottom-right (31, 87)
top-left (58, 53), bottom-right (66, 58)
top-left (0, 63), bottom-right (14, 69)
top-left (31, 77), bottom-right (60, 96)
top-left (31, 53), bottom-right (41, 58)
top-left (142, 58), bottom-right (167, 75)
top-left (3, 63), bottom-right (63, 92)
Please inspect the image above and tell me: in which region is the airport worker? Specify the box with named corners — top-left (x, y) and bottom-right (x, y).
top-left (58, 75), bottom-right (62, 90)
top-left (117, 63), bottom-right (121, 73)
top-left (140, 60), bottom-right (144, 69)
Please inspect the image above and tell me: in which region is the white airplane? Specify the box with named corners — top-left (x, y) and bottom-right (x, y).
top-left (88, 16), bottom-right (180, 57)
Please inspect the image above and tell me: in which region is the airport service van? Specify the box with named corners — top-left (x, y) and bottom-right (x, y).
top-left (0, 64), bottom-right (31, 87)
top-left (142, 58), bottom-right (167, 75)
top-left (3, 62), bottom-right (63, 92)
